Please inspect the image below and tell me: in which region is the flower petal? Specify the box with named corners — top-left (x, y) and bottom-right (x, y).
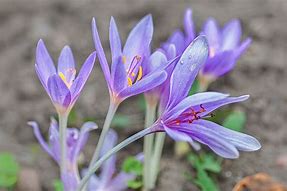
top-left (221, 19), bottom-right (242, 51)
top-left (202, 18), bottom-right (220, 51)
top-left (58, 46), bottom-right (76, 83)
top-left (164, 125), bottom-right (194, 142)
top-left (49, 118), bottom-right (61, 163)
top-left (110, 17), bottom-right (122, 80)
top-left (118, 71), bottom-right (167, 100)
top-left (234, 37), bottom-right (252, 59)
top-left (179, 124), bottom-right (239, 158)
top-left (123, 14), bottom-right (153, 68)
top-left (197, 95), bottom-right (249, 117)
top-left (70, 51), bottom-right (96, 103)
top-left (71, 122), bottom-right (98, 162)
top-left (194, 120), bottom-right (261, 151)
top-left (147, 51), bottom-right (168, 73)
top-left (184, 8), bottom-right (195, 44)
top-left (165, 92), bottom-right (229, 121)
top-left (92, 18), bottom-right (112, 91)
top-left (166, 30), bottom-right (185, 55)
top-left (112, 56), bottom-right (127, 94)
top-left (28, 121), bottom-right (56, 161)
top-left (35, 39), bottom-right (56, 83)
top-left (47, 74), bottom-right (71, 108)
top-left (202, 51), bottom-right (235, 77)
top-left (166, 36), bottom-right (209, 110)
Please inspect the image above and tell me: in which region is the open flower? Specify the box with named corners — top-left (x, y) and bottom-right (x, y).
top-left (83, 129), bottom-right (143, 191)
top-left (35, 40), bottom-right (96, 114)
top-left (92, 15), bottom-right (167, 104)
top-left (28, 119), bottom-right (97, 191)
top-left (152, 36), bottom-right (260, 159)
top-left (199, 18), bottom-right (252, 85)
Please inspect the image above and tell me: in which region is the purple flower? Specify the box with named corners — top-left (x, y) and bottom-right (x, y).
top-left (92, 15), bottom-right (168, 104)
top-left (199, 18), bottom-right (252, 83)
top-left (83, 129), bottom-right (143, 191)
top-left (35, 40), bottom-right (96, 114)
top-left (28, 119), bottom-right (97, 190)
top-left (152, 36), bottom-right (260, 159)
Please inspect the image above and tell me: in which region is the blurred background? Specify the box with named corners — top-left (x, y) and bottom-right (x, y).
top-left (0, 0), bottom-right (286, 190)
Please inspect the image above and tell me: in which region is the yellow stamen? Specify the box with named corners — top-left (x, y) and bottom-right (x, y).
top-left (122, 56), bottom-right (127, 64)
top-left (136, 66), bottom-right (143, 81)
top-left (59, 72), bottom-right (71, 88)
top-left (127, 77), bottom-right (133, 87)
top-left (131, 72), bottom-right (135, 77)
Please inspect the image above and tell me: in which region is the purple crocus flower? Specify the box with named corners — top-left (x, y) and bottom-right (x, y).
top-left (35, 40), bottom-right (96, 114)
top-left (28, 119), bottom-right (97, 190)
top-left (152, 36), bottom-right (260, 159)
top-left (83, 129), bottom-right (143, 191)
top-left (199, 18), bottom-right (252, 84)
top-left (92, 15), bottom-right (167, 104)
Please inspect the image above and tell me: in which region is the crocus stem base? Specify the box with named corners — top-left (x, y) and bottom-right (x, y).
top-left (59, 113), bottom-right (68, 179)
top-left (143, 102), bottom-right (156, 190)
top-left (89, 101), bottom-right (118, 168)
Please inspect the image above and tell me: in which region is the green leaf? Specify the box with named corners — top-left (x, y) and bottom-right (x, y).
top-left (189, 79), bottom-right (200, 95)
top-left (111, 114), bottom-right (131, 128)
top-left (127, 180), bottom-right (143, 189)
top-left (53, 179), bottom-right (64, 191)
top-left (0, 153), bottom-right (20, 188)
top-left (121, 156), bottom-right (143, 176)
top-left (223, 111), bottom-right (246, 132)
top-left (194, 169), bottom-right (219, 191)
top-left (187, 153), bottom-right (221, 173)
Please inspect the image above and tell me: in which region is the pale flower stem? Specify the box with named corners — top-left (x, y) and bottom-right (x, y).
top-left (59, 113), bottom-right (68, 178)
top-left (150, 132), bottom-right (166, 187)
top-left (143, 103), bottom-right (156, 190)
top-left (88, 102), bottom-right (118, 169)
top-left (77, 126), bottom-right (155, 191)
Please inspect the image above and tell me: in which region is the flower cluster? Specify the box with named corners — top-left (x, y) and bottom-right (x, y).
top-left (30, 7), bottom-right (260, 191)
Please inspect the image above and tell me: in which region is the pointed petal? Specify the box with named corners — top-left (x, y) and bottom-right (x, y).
top-left (202, 18), bottom-right (220, 51)
top-left (148, 51), bottom-right (168, 73)
top-left (165, 92), bottom-right (229, 121)
top-left (70, 51), bottom-right (96, 103)
top-left (112, 56), bottom-right (127, 93)
top-left (107, 172), bottom-right (135, 191)
top-left (167, 30), bottom-right (185, 55)
top-left (179, 124), bottom-right (239, 158)
top-left (58, 46), bottom-right (76, 83)
top-left (35, 39), bottom-right (56, 83)
top-left (184, 8), bottom-right (195, 43)
top-left (194, 120), bottom-right (261, 151)
top-left (99, 129), bottom-right (118, 187)
top-left (110, 16), bottom-right (122, 74)
top-left (92, 18), bottom-right (112, 90)
top-left (123, 14), bottom-right (153, 67)
top-left (72, 122), bottom-right (98, 162)
top-left (166, 36), bottom-right (209, 109)
top-left (47, 74), bottom-right (71, 108)
top-left (28, 121), bottom-right (56, 161)
top-left (118, 71), bottom-right (167, 100)
top-left (197, 95), bottom-right (249, 117)
top-left (234, 37), bottom-right (252, 59)
top-left (164, 125), bottom-right (194, 142)
top-left (221, 19), bottom-right (242, 51)
top-left (202, 51), bottom-right (235, 77)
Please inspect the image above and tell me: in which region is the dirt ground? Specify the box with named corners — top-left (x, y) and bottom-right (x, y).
top-left (0, 0), bottom-right (287, 190)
